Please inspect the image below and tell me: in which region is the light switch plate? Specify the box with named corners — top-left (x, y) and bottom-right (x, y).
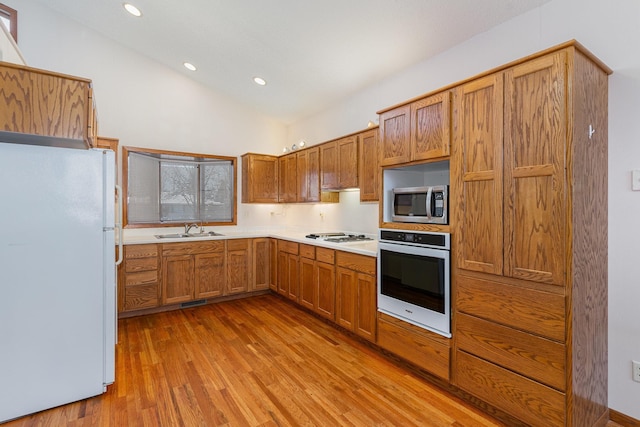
top-left (633, 170), bottom-right (640, 191)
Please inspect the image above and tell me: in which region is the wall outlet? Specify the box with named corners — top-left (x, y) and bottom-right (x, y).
top-left (633, 360), bottom-right (640, 382)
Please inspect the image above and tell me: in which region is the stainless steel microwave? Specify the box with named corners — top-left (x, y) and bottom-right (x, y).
top-left (392, 185), bottom-right (448, 224)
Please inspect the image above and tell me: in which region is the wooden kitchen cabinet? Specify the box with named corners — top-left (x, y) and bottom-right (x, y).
top-left (379, 91), bottom-right (451, 167)
top-left (297, 147), bottom-right (321, 202)
top-left (162, 241), bottom-right (226, 305)
top-left (298, 245), bottom-right (336, 320)
top-left (320, 135), bottom-right (358, 190)
top-left (278, 153), bottom-right (298, 203)
top-left (118, 244), bottom-right (160, 312)
top-left (226, 239), bottom-right (251, 295)
top-left (276, 240), bottom-right (299, 301)
top-left (269, 239), bottom-right (278, 291)
top-left (0, 61), bottom-right (97, 148)
top-left (358, 127), bottom-right (379, 202)
top-left (450, 43), bottom-right (610, 426)
top-left (335, 251), bottom-right (376, 342)
top-left (252, 238), bottom-right (270, 291)
top-left (242, 153), bottom-right (279, 203)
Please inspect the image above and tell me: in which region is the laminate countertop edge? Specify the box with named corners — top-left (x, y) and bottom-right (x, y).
top-left (121, 230), bottom-right (378, 257)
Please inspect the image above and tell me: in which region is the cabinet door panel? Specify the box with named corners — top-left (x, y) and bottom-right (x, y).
top-left (226, 240), bottom-right (250, 295)
top-left (320, 141), bottom-right (338, 190)
top-left (358, 128), bottom-right (379, 202)
top-left (456, 275), bottom-right (565, 342)
top-left (336, 267), bottom-right (356, 331)
top-left (457, 313), bottom-right (566, 391)
top-left (287, 254), bottom-right (299, 301)
top-left (252, 238), bottom-right (270, 291)
top-left (306, 147), bottom-right (320, 202)
top-left (269, 239), bottom-right (278, 291)
top-left (162, 255), bottom-right (194, 305)
top-left (242, 154), bottom-right (278, 203)
top-left (411, 92), bottom-right (451, 160)
top-left (316, 261), bottom-right (335, 320)
top-left (456, 351), bottom-right (565, 427)
top-left (453, 74), bottom-right (504, 275)
top-left (355, 273), bottom-right (376, 342)
top-left (277, 250), bottom-right (289, 296)
top-left (299, 257), bottom-right (316, 310)
top-left (337, 136), bottom-right (358, 188)
top-left (379, 105), bottom-right (410, 166)
top-left (195, 253), bottom-right (225, 299)
top-left (504, 52), bottom-right (566, 286)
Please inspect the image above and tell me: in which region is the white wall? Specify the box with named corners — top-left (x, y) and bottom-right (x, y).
top-left (10, 0), bottom-right (640, 419)
top-left (289, 0), bottom-right (640, 419)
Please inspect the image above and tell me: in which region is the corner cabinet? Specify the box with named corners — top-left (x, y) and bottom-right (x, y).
top-left (241, 153), bottom-right (278, 203)
top-left (451, 43), bottom-right (610, 426)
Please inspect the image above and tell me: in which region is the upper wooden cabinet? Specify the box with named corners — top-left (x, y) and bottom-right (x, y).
top-left (451, 43), bottom-right (611, 426)
top-left (321, 135), bottom-right (358, 190)
top-left (278, 153), bottom-right (298, 203)
top-left (242, 153), bottom-right (278, 203)
top-left (358, 127), bottom-right (379, 202)
top-left (379, 91), bottom-right (451, 166)
top-left (453, 53), bottom-right (567, 286)
top-left (297, 147), bottom-right (320, 202)
top-left (0, 61), bottom-right (97, 148)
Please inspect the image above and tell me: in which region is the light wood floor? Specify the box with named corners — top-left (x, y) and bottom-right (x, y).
top-left (3, 294), bottom-right (622, 426)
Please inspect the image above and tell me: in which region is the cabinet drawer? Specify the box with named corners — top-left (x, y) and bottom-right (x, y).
top-left (278, 240), bottom-right (299, 255)
top-left (125, 257), bottom-right (157, 273)
top-left (456, 351), bottom-right (565, 427)
top-left (377, 313), bottom-right (450, 380)
top-left (316, 247), bottom-right (335, 264)
top-left (299, 244), bottom-right (316, 259)
top-left (456, 275), bottom-right (565, 342)
top-left (336, 251), bottom-right (376, 275)
top-left (125, 270), bottom-right (158, 286)
top-left (456, 313), bottom-right (565, 390)
top-left (162, 240), bottom-right (224, 256)
top-left (125, 244), bottom-right (158, 259)
top-left (226, 239), bottom-right (249, 251)
top-left (124, 283), bottom-right (159, 311)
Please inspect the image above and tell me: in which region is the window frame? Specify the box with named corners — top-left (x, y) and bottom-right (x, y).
top-left (0, 3), bottom-right (17, 43)
top-left (122, 146), bottom-right (237, 228)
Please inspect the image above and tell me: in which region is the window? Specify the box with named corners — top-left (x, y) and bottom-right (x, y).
top-left (0, 3), bottom-right (17, 42)
top-left (123, 146), bottom-right (237, 227)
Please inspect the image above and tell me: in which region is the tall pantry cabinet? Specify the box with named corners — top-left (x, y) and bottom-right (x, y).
top-left (450, 41), bottom-right (610, 426)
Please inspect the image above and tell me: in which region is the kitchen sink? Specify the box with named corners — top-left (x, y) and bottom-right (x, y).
top-left (155, 231), bottom-right (224, 239)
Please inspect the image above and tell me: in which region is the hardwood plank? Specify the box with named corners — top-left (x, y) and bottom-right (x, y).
top-left (4, 295), bottom-right (507, 427)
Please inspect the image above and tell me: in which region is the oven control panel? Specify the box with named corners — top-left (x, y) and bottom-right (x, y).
top-left (379, 230), bottom-right (449, 250)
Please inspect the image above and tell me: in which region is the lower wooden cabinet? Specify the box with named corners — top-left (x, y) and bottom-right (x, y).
top-left (377, 312), bottom-right (451, 381)
top-left (226, 239), bottom-right (251, 295)
top-left (162, 241), bottom-right (226, 304)
top-left (118, 244), bottom-right (160, 312)
top-left (276, 240), bottom-right (299, 301)
top-left (299, 245), bottom-right (336, 320)
top-left (335, 251), bottom-right (376, 342)
top-left (252, 238), bottom-right (270, 291)
top-left (119, 238), bottom-right (272, 315)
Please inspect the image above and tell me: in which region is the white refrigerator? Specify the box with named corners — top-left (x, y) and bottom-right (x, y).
top-left (0, 142), bottom-right (120, 423)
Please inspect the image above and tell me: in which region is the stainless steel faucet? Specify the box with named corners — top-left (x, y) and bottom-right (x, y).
top-left (184, 223), bottom-right (200, 234)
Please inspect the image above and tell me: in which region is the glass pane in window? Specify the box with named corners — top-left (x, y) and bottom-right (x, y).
top-left (127, 153), bottom-right (160, 223)
top-left (0, 16), bottom-right (10, 33)
top-left (201, 161), bottom-right (234, 222)
top-left (160, 162), bottom-right (198, 222)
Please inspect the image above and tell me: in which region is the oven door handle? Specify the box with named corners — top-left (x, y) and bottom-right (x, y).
top-left (425, 186), bottom-right (433, 219)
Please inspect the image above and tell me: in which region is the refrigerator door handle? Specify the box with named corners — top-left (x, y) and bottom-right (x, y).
top-left (115, 184), bottom-right (124, 266)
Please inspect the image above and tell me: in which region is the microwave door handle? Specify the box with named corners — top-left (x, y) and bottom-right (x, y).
top-left (426, 187), bottom-right (433, 219)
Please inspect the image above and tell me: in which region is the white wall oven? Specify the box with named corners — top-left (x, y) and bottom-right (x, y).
top-left (377, 229), bottom-right (451, 338)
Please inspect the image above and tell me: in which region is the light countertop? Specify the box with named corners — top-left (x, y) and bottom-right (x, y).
top-left (122, 229), bottom-right (378, 257)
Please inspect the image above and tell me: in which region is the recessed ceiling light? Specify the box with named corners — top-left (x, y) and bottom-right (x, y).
top-left (123, 3), bottom-right (142, 17)
top-left (253, 77), bottom-right (267, 86)
top-left (183, 62), bottom-right (197, 71)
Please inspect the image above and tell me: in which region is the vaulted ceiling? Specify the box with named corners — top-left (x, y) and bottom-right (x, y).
top-left (34, 0), bottom-right (548, 124)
